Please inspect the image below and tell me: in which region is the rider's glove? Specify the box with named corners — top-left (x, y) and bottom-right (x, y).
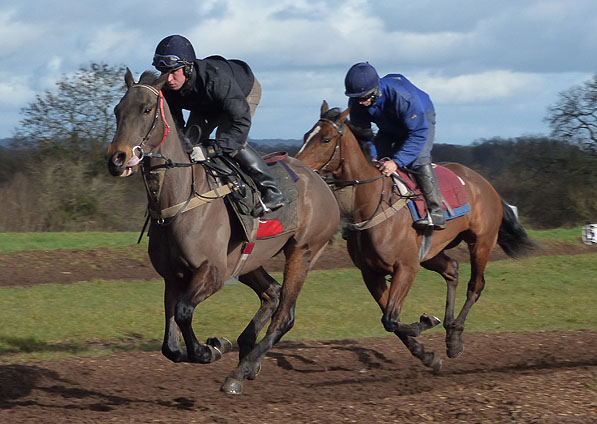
top-left (190, 144), bottom-right (219, 162)
top-left (191, 146), bottom-right (208, 162)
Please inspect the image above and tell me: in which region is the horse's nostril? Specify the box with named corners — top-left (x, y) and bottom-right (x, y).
top-left (112, 152), bottom-right (126, 166)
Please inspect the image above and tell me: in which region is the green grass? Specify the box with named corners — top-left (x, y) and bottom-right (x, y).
top-left (1, 253), bottom-right (595, 363)
top-left (0, 226), bottom-right (587, 253)
top-left (526, 226), bottom-right (585, 244)
top-left (0, 232), bottom-right (146, 252)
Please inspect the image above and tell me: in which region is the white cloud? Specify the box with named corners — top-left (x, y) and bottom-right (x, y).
top-left (0, 0), bottom-right (596, 143)
top-left (0, 77), bottom-right (36, 109)
top-left (416, 71), bottom-right (544, 104)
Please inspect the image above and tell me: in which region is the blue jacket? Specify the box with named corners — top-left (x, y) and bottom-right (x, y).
top-left (348, 74), bottom-right (434, 167)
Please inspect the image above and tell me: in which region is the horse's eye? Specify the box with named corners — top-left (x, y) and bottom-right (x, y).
top-left (322, 137), bottom-right (332, 144)
top-left (143, 107), bottom-right (152, 115)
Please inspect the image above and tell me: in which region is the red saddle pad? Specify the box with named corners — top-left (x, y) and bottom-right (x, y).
top-left (397, 165), bottom-right (469, 217)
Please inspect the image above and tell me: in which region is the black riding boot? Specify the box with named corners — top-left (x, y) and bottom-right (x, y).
top-left (412, 163), bottom-right (446, 230)
top-left (233, 145), bottom-right (288, 212)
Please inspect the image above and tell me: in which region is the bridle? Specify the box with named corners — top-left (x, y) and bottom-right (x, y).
top-left (313, 116), bottom-right (409, 232)
top-left (130, 84), bottom-right (171, 160)
top-left (118, 83), bottom-right (231, 230)
top-left (315, 118), bottom-right (345, 174)
top-left (316, 118), bottom-right (382, 187)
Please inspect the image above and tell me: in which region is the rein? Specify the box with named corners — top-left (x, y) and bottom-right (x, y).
top-left (133, 84), bottom-right (170, 148)
top-left (318, 116), bottom-right (409, 231)
top-left (126, 83), bottom-right (234, 230)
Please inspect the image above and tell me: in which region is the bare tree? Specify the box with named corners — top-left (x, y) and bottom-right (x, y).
top-left (15, 62), bottom-right (126, 158)
top-left (546, 73), bottom-right (597, 148)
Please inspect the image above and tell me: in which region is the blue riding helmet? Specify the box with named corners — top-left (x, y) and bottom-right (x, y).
top-left (344, 62), bottom-right (380, 98)
top-left (153, 35), bottom-right (196, 72)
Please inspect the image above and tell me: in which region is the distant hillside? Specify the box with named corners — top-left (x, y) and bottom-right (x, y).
top-left (249, 138), bottom-right (301, 147)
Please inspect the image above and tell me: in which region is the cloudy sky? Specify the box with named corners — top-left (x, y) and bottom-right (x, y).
top-left (1, 0), bottom-right (595, 145)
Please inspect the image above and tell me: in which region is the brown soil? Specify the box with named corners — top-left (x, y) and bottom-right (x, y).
top-left (0, 238), bottom-right (593, 287)
top-left (0, 239), bottom-right (595, 423)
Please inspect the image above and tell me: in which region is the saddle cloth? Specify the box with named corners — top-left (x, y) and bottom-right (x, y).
top-left (394, 164), bottom-right (470, 222)
top-left (222, 152), bottom-right (299, 242)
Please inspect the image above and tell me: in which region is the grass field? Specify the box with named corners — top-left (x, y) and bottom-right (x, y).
top-left (0, 227), bottom-right (595, 363)
top-left (0, 226), bottom-right (588, 252)
top-left (0, 231), bottom-right (146, 252)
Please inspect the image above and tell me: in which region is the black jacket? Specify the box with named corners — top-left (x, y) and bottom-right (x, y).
top-left (163, 55), bottom-right (255, 152)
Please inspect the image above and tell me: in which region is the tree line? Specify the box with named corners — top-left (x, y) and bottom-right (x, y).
top-left (1, 63), bottom-right (595, 232)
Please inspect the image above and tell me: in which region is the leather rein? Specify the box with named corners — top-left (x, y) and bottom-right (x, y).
top-left (128, 84), bottom-right (235, 230)
top-left (315, 117), bottom-right (408, 231)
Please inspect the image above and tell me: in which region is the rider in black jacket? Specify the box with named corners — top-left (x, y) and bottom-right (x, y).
top-left (152, 35), bottom-right (287, 212)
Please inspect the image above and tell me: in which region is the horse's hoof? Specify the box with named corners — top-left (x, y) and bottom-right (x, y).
top-left (206, 337), bottom-right (233, 355)
top-left (447, 344), bottom-right (464, 359)
top-left (247, 362), bottom-right (261, 380)
top-left (420, 313), bottom-right (441, 330)
top-left (430, 356), bottom-right (443, 374)
top-left (221, 378), bottom-right (244, 395)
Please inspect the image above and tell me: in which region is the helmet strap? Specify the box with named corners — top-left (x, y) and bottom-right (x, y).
top-left (371, 87), bottom-right (381, 102)
top-left (182, 61), bottom-right (194, 78)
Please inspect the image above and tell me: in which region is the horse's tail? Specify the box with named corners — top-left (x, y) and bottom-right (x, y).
top-left (497, 199), bottom-right (538, 258)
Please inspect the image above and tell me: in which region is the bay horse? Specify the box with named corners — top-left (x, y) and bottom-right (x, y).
top-left (296, 101), bottom-right (536, 372)
top-left (106, 71), bottom-right (340, 394)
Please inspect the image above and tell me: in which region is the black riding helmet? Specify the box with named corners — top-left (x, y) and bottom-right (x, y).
top-left (152, 35), bottom-right (196, 75)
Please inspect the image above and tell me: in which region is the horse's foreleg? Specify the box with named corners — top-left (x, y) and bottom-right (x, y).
top-left (382, 263), bottom-right (419, 333)
top-left (162, 279), bottom-right (185, 362)
top-left (362, 267), bottom-right (441, 371)
top-left (221, 241), bottom-right (312, 394)
top-left (237, 268), bottom-right (282, 365)
top-left (174, 263), bottom-right (227, 364)
top-left (395, 330), bottom-right (443, 373)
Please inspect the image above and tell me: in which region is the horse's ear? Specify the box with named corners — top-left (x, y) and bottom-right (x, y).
top-left (320, 100), bottom-right (329, 117)
top-left (124, 68), bottom-right (135, 88)
top-left (154, 72), bottom-right (169, 91)
top-left (338, 107), bottom-right (350, 123)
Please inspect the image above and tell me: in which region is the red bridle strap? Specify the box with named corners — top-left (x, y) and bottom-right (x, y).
top-left (156, 91), bottom-right (170, 148)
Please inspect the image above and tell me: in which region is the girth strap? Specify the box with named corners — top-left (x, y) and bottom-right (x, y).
top-left (345, 197), bottom-right (409, 231)
top-left (149, 183), bottom-right (236, 221)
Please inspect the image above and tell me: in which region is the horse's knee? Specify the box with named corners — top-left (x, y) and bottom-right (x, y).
top-left (382, 315), bottom-right (398, 333)
top-left (174, 300), bottom-right (194, 327)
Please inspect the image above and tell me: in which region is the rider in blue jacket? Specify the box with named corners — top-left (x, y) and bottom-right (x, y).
top-left (345, 62), bottom-right (445, 230)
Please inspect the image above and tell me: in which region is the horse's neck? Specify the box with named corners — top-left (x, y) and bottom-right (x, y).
top-left (148, 133), bottom-right (210, 212)
top-left (337, 136), bottom-right (385, 222)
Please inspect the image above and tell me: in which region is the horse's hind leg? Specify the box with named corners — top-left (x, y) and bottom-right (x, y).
top-left (447, 239), bottom-right (492, 358)
top-left (421, 252), bottom-right (461, 357)
top-left (237, 267), bottom-right (282, 376)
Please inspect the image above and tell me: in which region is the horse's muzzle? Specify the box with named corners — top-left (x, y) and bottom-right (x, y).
top-left (108, 151), bottom-right (128, 176)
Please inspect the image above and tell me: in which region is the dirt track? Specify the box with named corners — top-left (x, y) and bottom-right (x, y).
top-left (1, 331), bottom-right (595, 423)
top-left (0, 240), bottom-right (596, 423)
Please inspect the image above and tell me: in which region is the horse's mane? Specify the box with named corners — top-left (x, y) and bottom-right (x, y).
top-left (322, 108), bottom-right (375, 162)
top-left (138, 70), bottom-right (160, 85)
top-left (134, 70), bottom-right (193, 153)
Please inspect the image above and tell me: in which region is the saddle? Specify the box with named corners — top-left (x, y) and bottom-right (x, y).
top-left (204, 152), bottom-right (299, 242)
top-left (393, 165), bottom-right (470, 223)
